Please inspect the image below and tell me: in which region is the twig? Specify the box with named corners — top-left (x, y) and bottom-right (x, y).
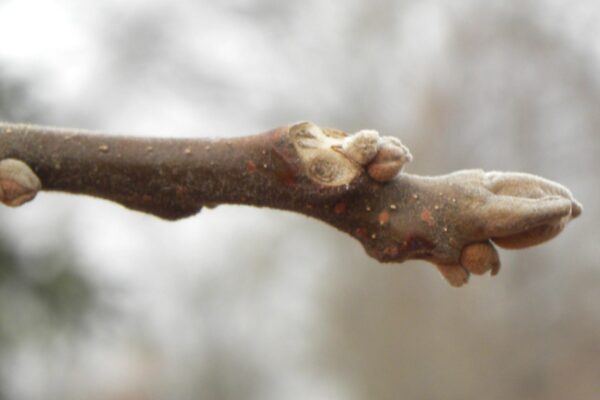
top-left (0, 121), bottom-right (582, 286)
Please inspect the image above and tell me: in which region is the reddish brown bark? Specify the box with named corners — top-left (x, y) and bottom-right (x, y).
top-left (0, 122), bottom-right (582, 286)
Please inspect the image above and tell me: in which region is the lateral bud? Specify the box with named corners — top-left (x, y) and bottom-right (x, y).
top-left (0, 159), bottom-right (42, 207)
top-left (367, 137), bottom-right (413, 183)
top-left (341, 129), bottom-right (380, 165)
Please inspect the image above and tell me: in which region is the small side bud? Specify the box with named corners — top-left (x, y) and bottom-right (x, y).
top-left (0, 159), bottom-right (42, 207)
top-left (367, 137), bottom-right (413, 183)
top-left (341, 129), bottom-right (380, 165)
top-left (460, 241), bottom-right (501, 276)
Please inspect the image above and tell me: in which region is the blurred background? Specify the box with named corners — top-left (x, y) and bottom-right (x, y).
top-left (0, 0), bottom-right (598, 399)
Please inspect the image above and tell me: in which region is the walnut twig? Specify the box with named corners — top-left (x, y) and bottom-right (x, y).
top-left (0, 122), bottom-right (582, 286)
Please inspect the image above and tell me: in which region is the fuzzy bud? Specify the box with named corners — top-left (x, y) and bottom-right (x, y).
top-left (341, 129), bottom-right (380, 165)
top-left (0, 159), bottom-right (42, 207)
top-left (367, 137), bottom-right (413, 183)
top-left (460, 241), bottom-right (501, 276)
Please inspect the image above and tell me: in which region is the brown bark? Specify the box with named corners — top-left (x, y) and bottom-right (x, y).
top-left (0, 121), bottom-right (582, 286)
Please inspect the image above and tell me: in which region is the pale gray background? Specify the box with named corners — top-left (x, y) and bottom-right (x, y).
top-left (0, 1), bottom-right (598, 399)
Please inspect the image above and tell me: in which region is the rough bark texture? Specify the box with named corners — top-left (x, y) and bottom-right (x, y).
top-left (0, 122), bottom-right (582, 286)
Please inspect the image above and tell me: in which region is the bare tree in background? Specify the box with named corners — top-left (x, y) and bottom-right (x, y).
top-left (0, 1), bottom-right (597, 399)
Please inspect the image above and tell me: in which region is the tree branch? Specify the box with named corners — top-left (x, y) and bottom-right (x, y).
top-left (0, 121), bottom-right (582, 286)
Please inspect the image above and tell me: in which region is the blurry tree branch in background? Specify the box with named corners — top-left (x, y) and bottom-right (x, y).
top-left (0, 121), bottom-right (581, 286)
